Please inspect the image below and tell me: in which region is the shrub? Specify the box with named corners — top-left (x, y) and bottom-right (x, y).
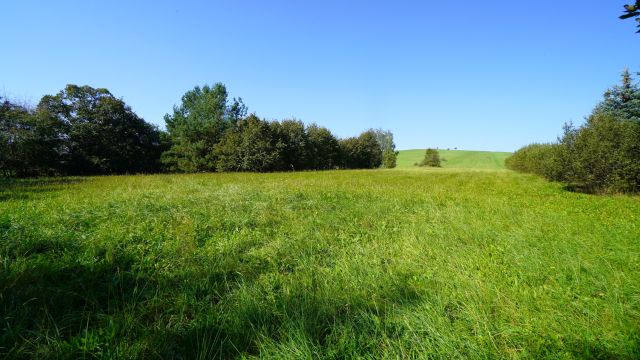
top-left (382, 149), bottom-right (398, 169)
top-left (505, 143), bottom-right (560, 177)
top-left (509, 70), bottom-right (640, 194)
top-left (564, 114), bottom-right (640, 193)
top-left (418, 149), bottom-right (441, 167)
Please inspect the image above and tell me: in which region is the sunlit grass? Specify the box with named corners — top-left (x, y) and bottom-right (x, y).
top-left (1, 169), bottom-right (639, 358)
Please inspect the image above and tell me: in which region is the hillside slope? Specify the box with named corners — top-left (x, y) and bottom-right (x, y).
top-left (397, 149), bottom-right (512, 169)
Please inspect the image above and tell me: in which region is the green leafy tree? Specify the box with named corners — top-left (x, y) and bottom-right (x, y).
top-left (38, 85), bottom-right (163, 175)
top-left (419, 148), bottom-right (441, 167)
top-left (306, 124), bottom-right (341, 170)
top-left (271, 119), bottom-right (309, 171)
top-left (372, 129), bottom-right (398, 168)
top-left (163, 83), bottom-right (247, 172)
top-left (214, 115), bottom-right (281, 172)
top-left (382, 149), bottom-right (398, 168)
top-left (0, 99), bottom-right (66, 176)
top-left (339, 130), bottom-right (383, 169)
top-left (0, 98), bottom-right (30, 176)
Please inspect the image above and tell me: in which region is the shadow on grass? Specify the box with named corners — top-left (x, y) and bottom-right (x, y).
top-left (0, 198), bottom-right (426, 359)
top-left (563, 183), bottom-right (599, 195)
top-left (0, 177), bottom-right (85, 202)
top-left (0, 249), bottom-right (151, 358)
top-left (151, 270), bottom-right (424, 359)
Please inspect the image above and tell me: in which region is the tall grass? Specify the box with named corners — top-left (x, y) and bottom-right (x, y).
top-left (1, 170), bottom-right (639, 358)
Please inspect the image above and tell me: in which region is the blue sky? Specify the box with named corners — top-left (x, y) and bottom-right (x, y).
top-left (2, 1), bottom-right (639, 151)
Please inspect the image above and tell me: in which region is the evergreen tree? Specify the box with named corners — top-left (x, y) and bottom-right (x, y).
top-left (163, 83), bottom-right (247, 172)
top-left (593, 69), bottom-right (640, 121)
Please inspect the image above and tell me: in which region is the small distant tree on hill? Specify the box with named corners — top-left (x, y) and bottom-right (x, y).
top-left (419, 148), bottom-right (441, 167)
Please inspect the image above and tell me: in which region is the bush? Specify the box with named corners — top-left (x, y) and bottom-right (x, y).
top-left (382, 149), bottom-right (398, 169)
top-left (505, 143), bottom-right (560, 178)
top-left (509, 115), bottom-right (640, 193)
top-left (563, 114), bottom-right (640, 193)
top-left (509, 70), bottom-right (640, 194)
top-left (418, 149), bottom-right (441, 167)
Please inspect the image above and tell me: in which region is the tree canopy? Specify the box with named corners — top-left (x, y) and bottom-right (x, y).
top-left (507, 70), bottom-right (640, 193)
top-left (163, 83), bottom-right (247, 172)
top-left (38, 85), bottom-right (164, 175)
top-left (1, 86), bottom-right (164, 177)
top-left (1, 83), bottom-right (395, 177)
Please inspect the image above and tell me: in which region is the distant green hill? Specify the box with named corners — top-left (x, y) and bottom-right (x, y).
top-left (396, 149), bottom-right (512, 170)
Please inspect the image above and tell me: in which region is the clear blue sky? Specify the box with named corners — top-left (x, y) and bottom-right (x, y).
top-left (2, 1), bottom-right (639, 151)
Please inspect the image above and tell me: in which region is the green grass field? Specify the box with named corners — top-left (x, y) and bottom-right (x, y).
top-left (1, 167), bottom-right (639, 358)
top-left (397, 149), bottom-right (512, 169)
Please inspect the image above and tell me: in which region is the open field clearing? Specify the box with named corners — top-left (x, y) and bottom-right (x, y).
top-left (396, 150), bottom-right (513, 170)
top-left (1, 169), bottom-right (639, 358)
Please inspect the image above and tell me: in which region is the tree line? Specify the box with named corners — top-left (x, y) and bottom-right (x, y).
top-left (506, 69), bottom-right (640, 194)
top-left (0, 84), bottom-right (397, 177)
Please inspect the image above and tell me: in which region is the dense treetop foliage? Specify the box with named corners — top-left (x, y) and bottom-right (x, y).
top-left (507, 70), bottom-right (640, 193)
top-left (0, 83), bottom-right (395, 177)
top-left (0, 99), bottom-right (62, 177)
top-left (1, 85), bottom-right (165, 177)
top-left (39, 85), bottom-right (166, 175)
top-left (162, 83), bottom-right (247, 172)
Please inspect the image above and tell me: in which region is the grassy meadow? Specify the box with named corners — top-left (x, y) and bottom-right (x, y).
top-left (1, 160), bottom-right (639, 358)
top-left (396, 149), bottom-right (512, 169)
